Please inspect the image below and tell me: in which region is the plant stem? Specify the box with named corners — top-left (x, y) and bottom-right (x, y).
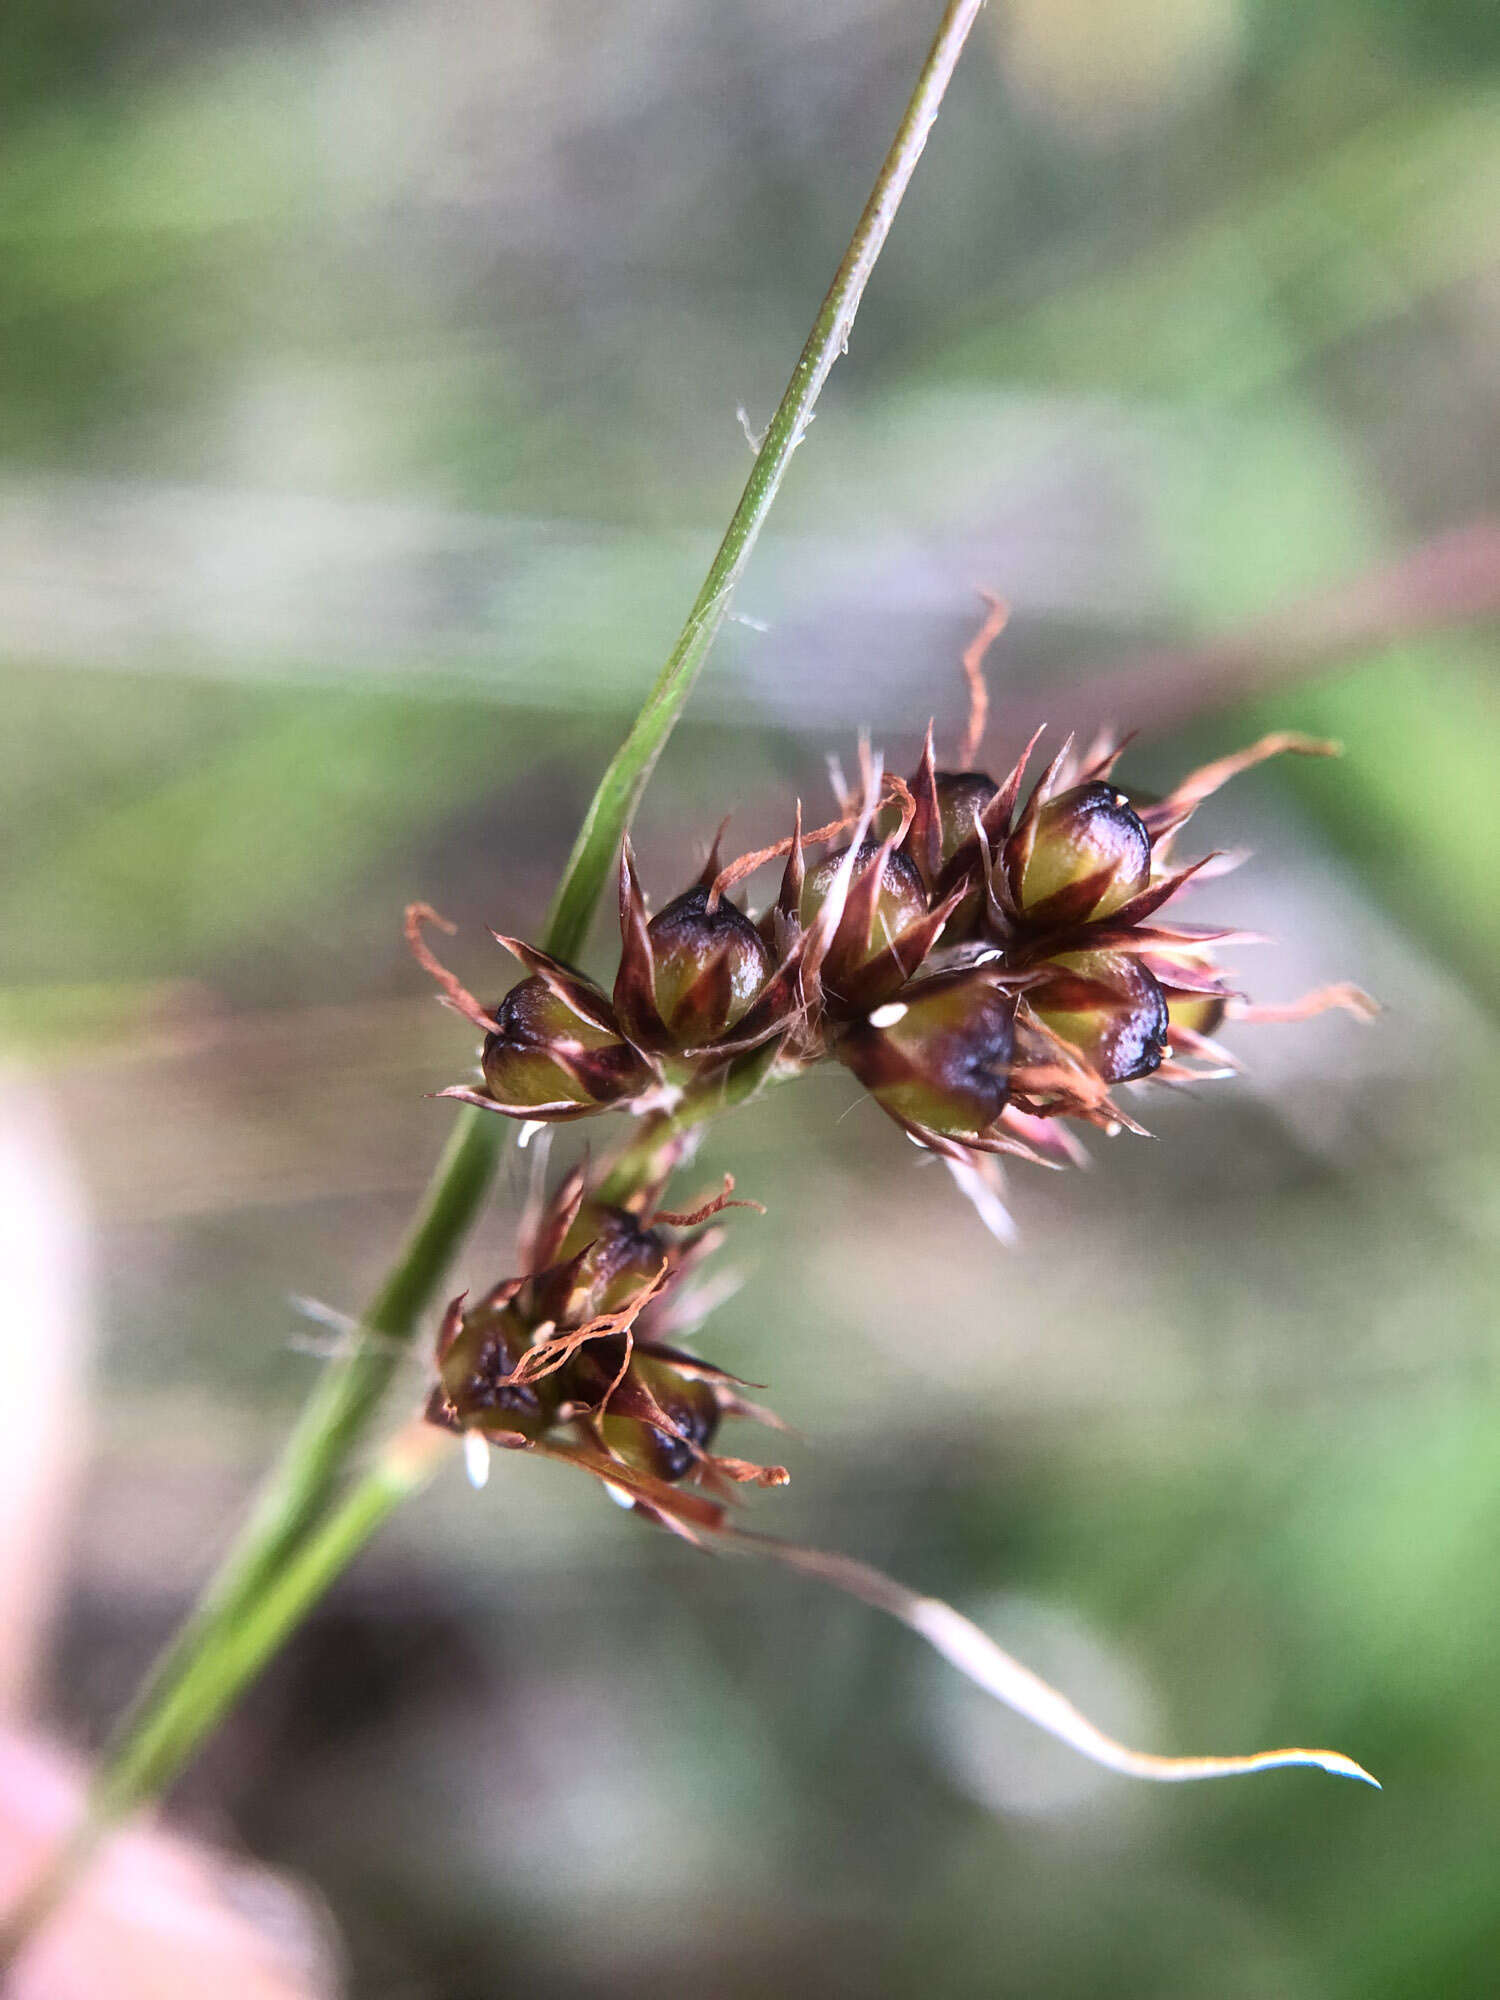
top-left (1, 0), bottom-right (986, 1960)
top-left (68, 1109), bottom-right (504, 1800)
top-left (543, 0), bottom-right (988, 966)
top-left (596, 1041), bottom-right (793, 1204)
top-left (0, 1429), bottom-right (452, 1955)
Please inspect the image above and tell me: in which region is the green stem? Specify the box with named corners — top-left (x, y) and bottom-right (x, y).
top-left (76, 1109), bottom-right (504, 1784)
top-left (0, 1431), bottom-right (449, 1957)
top-left (1, 0), bottom-right (986, 1961)
top-left (543, 0), bottom-right (988, 966)
top-left (596, 1040), bottom-right (793, 1204)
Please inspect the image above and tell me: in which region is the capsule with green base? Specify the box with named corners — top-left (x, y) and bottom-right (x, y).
top-left (482, 976), bottom-right (648, 1115)
top-left (539, 1205), bottom-right (669, 1325)
top-left (906, 769), bottom-right (1000, 937)
top-left (800, 839), bottom-right (952, 1012)
top-left (1017, 782), bottom-right (1152, 927)
top-left (435, 1291), bottom-right (558, 1441)
top-left (1028, 948), bottom-right (1169, 1083)
top-left (638, 887), bottom-right (773, 1048)
top-left (568, 1342), bottom-right (722, 1484)
top-left (839, 969), bottom-right (1017, 1140)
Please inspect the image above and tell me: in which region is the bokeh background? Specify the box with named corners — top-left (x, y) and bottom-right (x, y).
top-left (4, 0), bottom-right (1500, 1993)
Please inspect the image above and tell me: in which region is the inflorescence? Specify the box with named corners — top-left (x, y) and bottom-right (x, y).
top-left (409, 634), bottom-right (1374, 1534)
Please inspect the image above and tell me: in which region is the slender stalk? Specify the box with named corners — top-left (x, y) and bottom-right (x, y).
top-left (544, 0), bottom-right (988, 964)
top-left (1, 0), bottom-right (986, 1960)
top-left (71, 1110), bottom-right (504, 1786)
top-left (596, 1041), bottom-right (792, 1204)
top-left (0, 1430), bottom-right (453, 1953)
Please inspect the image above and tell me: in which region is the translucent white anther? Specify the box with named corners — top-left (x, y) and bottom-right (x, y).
top-left (868, 1001), bottom-right (909, 1029)
top-left (602, 1480), bottom-right (636, 1511)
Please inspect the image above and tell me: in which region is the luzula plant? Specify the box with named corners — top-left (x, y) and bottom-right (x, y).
top-left (2, 0), bottom-right (1382, 1969)
top-left (408, 649), bottom-right (1375, 1584)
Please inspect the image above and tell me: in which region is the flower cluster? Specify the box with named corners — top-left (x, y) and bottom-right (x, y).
top-left (424, 1154), bottom-right (787, 1534)
top-left (409, 712), bottom-right (1372, 1196)
top-left (407, 629), bottom-right (1379, 1787)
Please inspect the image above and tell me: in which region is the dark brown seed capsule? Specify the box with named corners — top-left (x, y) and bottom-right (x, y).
top-left (1028, 949), bottom-right (1169, 1083)
top-left (930, 772), bottom-right (999, 871)
top-left (800, 840), bottom-right (932, 1008)
top-left (481, 976), bottom-right (647, 1113)
top-left (539, 1205), bottom-right (668, 1325)
top-left (598, 1413), bottom-right (695, 1483)
top-left (573, 1346), bottom-right (721, 1484)
top-left (438, 1296), bottom-right (556, 1439)
top-left (574, 1210), bottom-right (668, 1317)
top-left (801, 840), bottom-right (928, 945)
top-left (646, 886), bottom-right (773, 1047)
top-left (930, 771), bottom-right (999, 933)
top-left (908, 762), bottom-right (999, 887)
top-left (1017, 782), bottom-right (1152, 926)
top-left (839, 970), bottom-right (1016, 1138)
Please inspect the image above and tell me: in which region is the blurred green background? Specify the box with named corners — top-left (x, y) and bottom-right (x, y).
top-left (3, 0), bottom-right (1500, 1993)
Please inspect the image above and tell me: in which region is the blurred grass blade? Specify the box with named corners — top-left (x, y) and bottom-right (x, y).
top-left (738, 1533), bottom-right (1381, 1788)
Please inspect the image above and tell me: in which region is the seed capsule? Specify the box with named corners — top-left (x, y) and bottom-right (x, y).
top-left (1164, 989), bottom-right (1228, 1038)
top-left (602, 1368), bottom-right (720, 1483)
top-left (930, 772), bottom-right (999, 871)
top-left (1028, 949), bottom-right (1169, 1083)
top-left (1152, 946), bottom-right (1233, 1040)
top-left (907, 765), bottom-right (999, 885)
top-left (569, 1343), bottom-right (722, 1484)
top-left (438, 1294), bottom-right (557, 1440)
top-left (930, 772), bottom-right (999, 935)
top-left (548, 1205), bottom-right (668, 1322)
top-left (800, 840), bottom-right (933, 1008)
top-left (645, 887), bottom-right (773, 1046)
top-left (1017, 782), bottom-right (1152, 926)
top-left (839, 970), bottom-right (1016, 1139)
top-left (905, 768), bottom-right (1001, 941)
top-left (481, 975), bottom-right (647, 1113)
top-left (615, 846), bottom-right (779, 1055)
